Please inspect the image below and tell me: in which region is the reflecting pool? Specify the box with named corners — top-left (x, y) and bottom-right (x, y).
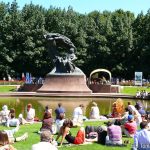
top-left (0, 97), bottom-right (149, 119)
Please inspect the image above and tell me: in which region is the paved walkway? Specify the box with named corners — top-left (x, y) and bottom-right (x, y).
top-left (0, 92), bottom-right (135, 99)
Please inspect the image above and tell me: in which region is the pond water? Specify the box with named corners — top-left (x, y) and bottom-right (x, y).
top-left (0, 97), bottom-right (149, 120)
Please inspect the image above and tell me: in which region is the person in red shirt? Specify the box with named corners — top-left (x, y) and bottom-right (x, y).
top-left (121, 115), bottom-right (137, 137)
top-left (56, 119), bottom-right (85, 146)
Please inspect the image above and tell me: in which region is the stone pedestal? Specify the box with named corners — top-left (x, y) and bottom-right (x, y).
top-left (37, 73), bottom-right (92, 93)
top-left (89, 84), bottom-right (111, 93)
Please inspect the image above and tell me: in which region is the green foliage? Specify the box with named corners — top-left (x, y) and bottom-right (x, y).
top-left (0, 1), bottom-right (150, 79)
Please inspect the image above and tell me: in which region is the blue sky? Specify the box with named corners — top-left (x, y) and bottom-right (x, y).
top-left (2, 0), bottom-right (150, 15)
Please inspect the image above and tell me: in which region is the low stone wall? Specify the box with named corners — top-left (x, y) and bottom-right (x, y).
top-left (89, 84), bottom-right (111, 93)
top-left (18, 84), bottom-right (42, 92)
top-left (88, 84), bottom-right (120, 93)
top-left (19, 83), bottom-right (120, 93)
top-left (110, 85), bottom-right (120, 93)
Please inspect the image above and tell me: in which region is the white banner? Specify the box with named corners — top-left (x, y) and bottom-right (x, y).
top-left (135, 72), bottom-right (143, 86)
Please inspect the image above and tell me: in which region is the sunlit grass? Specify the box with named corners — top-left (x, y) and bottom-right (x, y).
top-left (0, 86), bottom-right (17, 92)
top-left (0, 121), bottom-right (134, 150)
top-left (120, 86), bottom-right (150, 95)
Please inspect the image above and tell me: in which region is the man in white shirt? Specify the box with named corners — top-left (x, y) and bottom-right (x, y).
top-left (128, 102), bottom-right (136, 112)
top-left (6, 115), bottom-right (20, 127)
top-left (26, 104), bottom-right (35, 123)
top-left (72, 104), bottom-right (84, 126)
top-left (0, 105), bottom-right (10, 123)
top-left (32, 131), bottom-right (58, 150)
top-left (90, 102), bottom-right (100, 119)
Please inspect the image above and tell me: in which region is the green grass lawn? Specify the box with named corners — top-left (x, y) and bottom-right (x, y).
top-left (0, 121), bottom-right (134, 150)
top-left (120, 86), bottom-right (150, 95)
top-left (0, 86), bottom-right (17, 92)
top-left (0, 85), bottom-right (150, 95)
top-left (0, 85), bottom-right (150, 96)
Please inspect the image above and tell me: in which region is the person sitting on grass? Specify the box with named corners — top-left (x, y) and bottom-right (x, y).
top-left (40, 111), bottom-right (54, 134)
top-left (18, 104), bottom-right (36, 125)
top-left (55, 103), bottom-right (65, 121)
top-left (90, 102), bottom-right (100, 119)
top-left (133, 109), bottom-right (142, 126)
top-left (32, 130), bottom-right (58, 150)
top-left (132, 121), bottom-right (150, 150)
top-left (114, 107), bottom-right (131, 126)
top-left (72, 104), bottom-right (84, 126)
top-left (56, 119), bottom-right (96, 146)
top-left (128, 102), bottom-right (136, 113)
top-left (0, 126), bottom-right (28, 145)
top-left (119, 107), bottom-right (130, 125)
top-left (26, 103), bottom-right (35, 123)
top-left (19, 103), bottom-right (36, 125)
top-left (0, 105), bottom-right (10, 124)
top-left (0, 131), bottom-right (16, 150)
top-left (6, 108), bottom-right (20, 127)
top-left (55, 113), bottom-right (65, 134)
top-left (105, 121), bottom-right (122, 145)
top-left (121, 115), bottom-right (137, 138)
top-left (56, 119), bottom-right (86, 146)
top-left (44, 105), bottom-right (52, 114)
top-left (109, 99), bottom-right (124, 118)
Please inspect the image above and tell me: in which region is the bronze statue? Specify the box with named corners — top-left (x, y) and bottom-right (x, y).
top-left (45, 33), bottom-right (77, 73)
top-left (37, 33), bottom-right (91, 93)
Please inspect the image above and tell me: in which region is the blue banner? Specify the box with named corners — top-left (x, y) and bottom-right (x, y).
top-left (25, 72), bottom-right (31, 84)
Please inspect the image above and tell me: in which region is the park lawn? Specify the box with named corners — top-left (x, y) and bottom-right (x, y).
top-left (120, 86), bottom-right (150, 95)
top-left (0, 86), bottom-right (17, 92)
top-left (0, 85), bottom-right (150, 96)
top-left (0, 121), bottom-right (133, 150)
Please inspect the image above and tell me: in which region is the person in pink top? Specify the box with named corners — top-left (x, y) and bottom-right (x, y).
top-left (105, 121), bottom-right (122, 145)
top-left (121, 115), bottom-right (137, 137)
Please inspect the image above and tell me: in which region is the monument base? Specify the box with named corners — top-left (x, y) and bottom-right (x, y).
top-left (89, 84), bottom-right (111, 93)
top-left (88, 84), bottom-right (120, 93)
top-left (37, 73), bottom-right (92, 93)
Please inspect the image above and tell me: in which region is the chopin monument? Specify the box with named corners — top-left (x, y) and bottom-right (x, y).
top-left (37, 33), bottom-right (91, 93)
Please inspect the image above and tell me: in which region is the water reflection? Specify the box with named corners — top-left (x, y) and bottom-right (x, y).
top-left (0, 97), bottom-right (149, 119)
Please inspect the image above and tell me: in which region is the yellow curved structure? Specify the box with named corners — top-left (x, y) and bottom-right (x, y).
top-left (89, 68), bottom-right (111, 81)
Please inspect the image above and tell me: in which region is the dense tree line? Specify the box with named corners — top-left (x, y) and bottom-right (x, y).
top-left (0, 1), bottom-right (150, 80)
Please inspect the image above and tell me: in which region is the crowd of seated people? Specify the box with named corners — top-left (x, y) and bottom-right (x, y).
top-left (1, 99), bottom-right (150, 149)
top-left (0, 106), bottom-right (31, 149)
top-left (0, 103), bottom-right (37, 149)
top-left (83, 100), bottom-right (150, 148)
top-left (34, 99), bottom-right (150, 149)
top-left (136, 90), bottom-right (149, 99)
top-left (38, 100), bottom-right (149, 148)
